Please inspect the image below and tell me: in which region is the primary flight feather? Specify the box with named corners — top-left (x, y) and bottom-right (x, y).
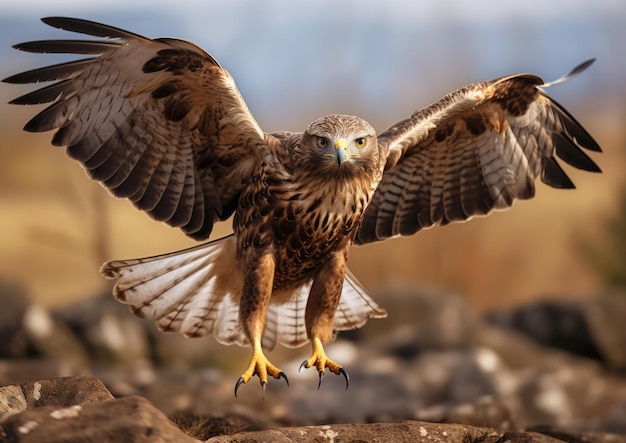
top-left (4, 17), bottom-right (601, 395)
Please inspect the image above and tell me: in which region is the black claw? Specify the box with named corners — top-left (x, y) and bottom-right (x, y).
top-left (339, 367), bottom-right (350, 391)
top-left (278, 371), bottom-right (289, 387)
top-left (317, 371), bottom-right (325, 390)
top-left (299, 360), bottom-right (309, 373)
top-left (234, 377), bottom-right (245, 398)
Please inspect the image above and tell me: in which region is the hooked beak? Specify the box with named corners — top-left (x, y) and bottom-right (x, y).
top-left (334, 138), bottom-right (348, 166)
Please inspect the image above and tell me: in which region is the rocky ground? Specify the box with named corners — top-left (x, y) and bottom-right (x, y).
top-left (0, 279), bottom-right (625, 442)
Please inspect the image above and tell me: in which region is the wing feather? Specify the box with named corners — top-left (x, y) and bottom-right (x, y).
top-left (356, 60), bottom-right (601, 244)
top-left (4, 17), bottom-right (269, 240)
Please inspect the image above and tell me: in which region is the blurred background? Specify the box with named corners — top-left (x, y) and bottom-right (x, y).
top-left (1, 1), bottom-right (626, 437)
top-left (0, 0), bottom-right (624, 311)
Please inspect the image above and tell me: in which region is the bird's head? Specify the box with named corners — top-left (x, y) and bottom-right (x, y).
top-left (297, 114), bottom-right (380, 177)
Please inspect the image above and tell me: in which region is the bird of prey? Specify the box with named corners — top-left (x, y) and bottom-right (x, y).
top-left (4, 17), bottom-right (601, 395)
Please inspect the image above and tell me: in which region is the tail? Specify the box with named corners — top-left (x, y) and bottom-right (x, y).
top-left (102, 235), bottom-right (387, 350)
top-left (264, 269), bottom-right (387, 349)
top-left (101, 235), bottom-right (247, 345)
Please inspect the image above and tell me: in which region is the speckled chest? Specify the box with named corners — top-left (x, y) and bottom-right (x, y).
top-left (233, 167), bottom-right (371, 290)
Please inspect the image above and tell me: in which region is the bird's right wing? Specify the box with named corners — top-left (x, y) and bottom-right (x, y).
top-left (356, 60), bottom-right (601, 244)
top-left (4, 17), bottom-right (270, 240)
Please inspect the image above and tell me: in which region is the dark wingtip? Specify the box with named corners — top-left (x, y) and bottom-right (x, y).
top-left (41, 16), bottom-right (78, 29)
top-left (541, 156), bottom-right (576, 189)
top-left (567, 58), bottom-right (596, 79)
top-left (39, 16), bottom-right (146, 40)
top-left (543, 58), bottom-right (597, 87)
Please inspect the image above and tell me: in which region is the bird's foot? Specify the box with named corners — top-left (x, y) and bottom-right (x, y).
top-left (299, 337), bottom-right (350, 390)
top-left (234, 348), bottom-right (288, 397)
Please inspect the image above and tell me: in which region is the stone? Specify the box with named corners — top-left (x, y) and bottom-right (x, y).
top-left (364, 285), bottom-right (480, 353)
top-left (415, 395), bottom-right (515, 430)
top-left (0, 280), bottom-right (35, 359)
top-left (574, 401), bottom-right (626, 435)
top-left (487, 299), bottom-right (603, 360)
top-left (0, 376), bottom-right (113, 418)
top-left (528, 426), bottom-right (626, 443)
top-left (22, 304), bottom-right (90, 367)
top-left (205, 421), bottom-right (568, 443)
top-left (0, 385), bottom-right (27, 416)
top-left (0, 279), bottom-right (89, 366)
top-left (486, 291), bottom-right (626, 371)
top-left (585, 292), bottom-right (626, 370)
top-left (0, 396), bottom-right (199, 443)
top-left (19, 376), bottom-right (114, 408)
top-left (52, 293), bottom-right (151, 366)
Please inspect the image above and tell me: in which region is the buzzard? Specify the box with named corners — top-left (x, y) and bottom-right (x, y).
top-left (4, 17), bottom-right (601, 395)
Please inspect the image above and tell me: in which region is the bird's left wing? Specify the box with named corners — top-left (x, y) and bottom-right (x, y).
top-left (356, 60), bottom-right (601, 244)
top-left (4, 17), bottom-right (269, 240)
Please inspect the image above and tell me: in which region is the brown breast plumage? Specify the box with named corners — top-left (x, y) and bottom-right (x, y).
top-left (233, 156), bottom-right (372, 291)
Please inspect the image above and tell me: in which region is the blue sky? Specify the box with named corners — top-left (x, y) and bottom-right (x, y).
top-left (1, 0), bottom-right (624, 131)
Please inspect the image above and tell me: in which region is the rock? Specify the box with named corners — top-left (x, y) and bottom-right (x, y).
top-left (415, 395), bottom-right (515, 430)
top-left (20, 376), bottom-right (114, 409)
top-left (487, 299), bottom-right (603, 361)
top-left (0, 280), bottom-right (32, 359)
top-left (22, 305), bottom-right (90, 367)
top-left (0, 376), bottom-right (113, 416)
top-left (527, 426), bottom-right (626, 443)
top-left (205, 420), bottom-right (576, 442)
top-left (0, 287), bottom-right (623, 440)
top-left (148, 328), bottom-right (247, 371)
top-left (585, 292), bottom-right (626, 370)
top-left (486, 291), bottom-right (626, 370)
top-left (0, 279), bottom-right (88, 366)
top-left (0, 395), bottom-right (199, 443)
top-left (408, 348), bottom-right (502, 407)
top-left (52, 292), bottom-right (151, 366)
top-left (0, 385), bottom-right (26, 416)
top-left (273, 341), bottom-right (420, 424)
top-left (576, 401), bottom-right (626, 435)
top-left (365, 285), bottom-right (480, 352)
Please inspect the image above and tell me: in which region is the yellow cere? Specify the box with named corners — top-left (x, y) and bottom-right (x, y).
top-left (334, 138), bottom-right (348, 151)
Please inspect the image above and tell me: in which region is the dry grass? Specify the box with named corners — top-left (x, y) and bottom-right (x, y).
top-left (168, 411), bottom-right (250, 440)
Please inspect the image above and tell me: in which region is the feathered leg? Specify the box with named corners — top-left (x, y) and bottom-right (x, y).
top-left (299, 251), bottom-right (350, 389)
top-left (234, 253), bottom-right (288, 396)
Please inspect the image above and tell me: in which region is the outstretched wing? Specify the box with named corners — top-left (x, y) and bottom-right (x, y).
top-left (3, 17), bottom-right (269, 240)
top-left (356, 60), bottom-right (601, 244)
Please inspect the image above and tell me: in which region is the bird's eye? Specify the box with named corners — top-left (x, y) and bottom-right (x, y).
top-left (355, 137), bottom-right (366, 148)
top-left (316, 137), bottom-right (328, 148)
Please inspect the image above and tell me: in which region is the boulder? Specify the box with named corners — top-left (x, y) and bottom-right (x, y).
top-left (52, 293), bottom-right (151, 366)
top-left (487, 291), bottom-right (626, 370)
top-left (0, 376), bottom-right (113, 416)
top-left (0, 395), bottom-right (199, 443)
top-left (205, 420), bottom-right (618, 443)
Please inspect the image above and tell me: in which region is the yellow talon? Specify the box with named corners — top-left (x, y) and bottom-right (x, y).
top-left (299, 337), bottom-right (350, 390)
top-left (234, 340), bottom-right (288, 397)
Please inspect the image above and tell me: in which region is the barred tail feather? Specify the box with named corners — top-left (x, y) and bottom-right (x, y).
top-left (102, 237), bottom-right (387, 351)
top-left (100, 234), bottom-right (247, 345)
top-left (262, 269), bottom-right (387, 350)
